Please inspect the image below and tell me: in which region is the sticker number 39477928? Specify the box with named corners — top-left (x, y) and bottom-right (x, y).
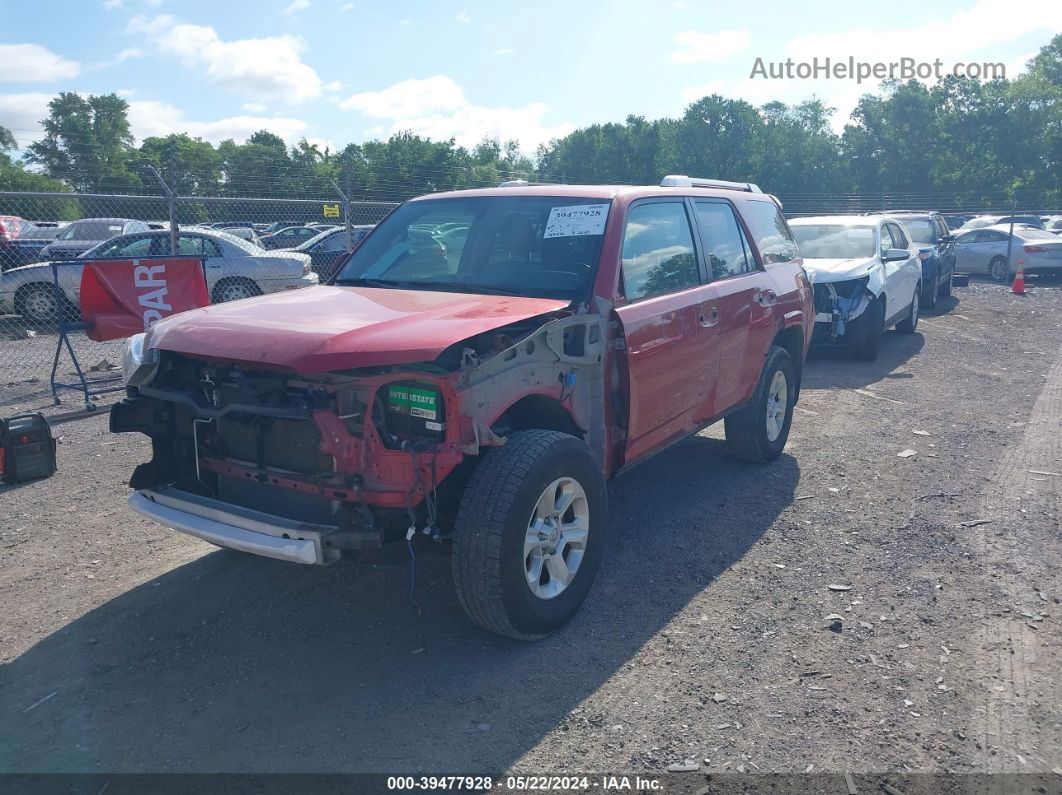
top-left (543, 204), bottom-right (610, 239)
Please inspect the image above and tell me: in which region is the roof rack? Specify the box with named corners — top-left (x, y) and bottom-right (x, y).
top-left (660, 175), bottom-right (762, 192)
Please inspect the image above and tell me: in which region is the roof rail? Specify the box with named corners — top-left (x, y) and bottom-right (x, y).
top-left (660, 174), bottom-right (762, 192)
top-left (498, 179), bottom-right (529, 187)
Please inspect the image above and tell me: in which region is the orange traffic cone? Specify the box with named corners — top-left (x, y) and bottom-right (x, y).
top-left (1011, 262), bottom-right (1026, 295)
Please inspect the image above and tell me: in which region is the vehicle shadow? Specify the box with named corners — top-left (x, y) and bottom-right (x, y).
top-left (922, 295), bottom-right (959, 317)
top-left (803, 332), bottom-right (925, 391)
top-left (0, 435), bottom-right (799, 774)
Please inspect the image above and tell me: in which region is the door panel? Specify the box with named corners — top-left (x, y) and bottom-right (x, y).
top-left (616, 286), bottom-right (719, 461)
top-left (615, 199), bottom-right (718, 464)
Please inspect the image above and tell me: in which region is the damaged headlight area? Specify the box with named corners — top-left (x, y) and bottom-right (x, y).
top-left (813, 276), bottom-right (873, 340)
top-left (122, 332), bottom-right (161, 388)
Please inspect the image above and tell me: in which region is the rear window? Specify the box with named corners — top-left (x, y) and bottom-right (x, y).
top-left (59, 221), bottom-right (126, 241)
top-left (901, 218), bottom-right (937, 244)
top-left (742, 201), bottom-right (798, 264)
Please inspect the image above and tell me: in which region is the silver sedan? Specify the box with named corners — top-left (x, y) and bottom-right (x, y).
top-left (0, 227), bottom-right (317, 324)
top-left (953, 224), bottom-right (1062, 281)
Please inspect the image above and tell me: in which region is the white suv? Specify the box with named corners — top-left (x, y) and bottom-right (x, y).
top-left (789, 215), bottom-right (922, 361)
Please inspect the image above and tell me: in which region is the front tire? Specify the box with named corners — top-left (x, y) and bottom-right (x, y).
top-left (923, 270), bottom-right (938, 309)
top-left (989, 256), bottom-right (1010, 282)
top-left (211, 277), bottom-right (261, 304)
top-left (452, 430), bottom-right (607, 640)
top-left (724, 345), bottom-right (796, 464)
top-left (939, 266), bottom-right (953, 296)
top-left (853, 297), bottom-right (885, 361)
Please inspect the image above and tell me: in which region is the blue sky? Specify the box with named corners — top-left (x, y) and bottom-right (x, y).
top-left (1, 0), bottom-right (1059, 154)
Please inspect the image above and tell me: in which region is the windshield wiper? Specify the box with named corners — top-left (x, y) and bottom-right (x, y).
top-left (420, 281), bottom-right (528, 297)
top-left (333, 277), bottom-right (414, 288)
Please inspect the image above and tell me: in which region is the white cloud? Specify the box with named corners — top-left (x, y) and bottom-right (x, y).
top-left (0, 92), bottom-right (53, 138)
top-left (787, 0), bottom-right (1062, 67)
top-left (242, 102), bottom-right (267, 112)
top-left (339, 75), bottom-right (574, 150)
top-left (117, 47), bottom-right (144, 61)
top-left (670, 29), bottom-right (751, 64)
top-left (1005, 50), bottom-right (1037, 78)
top-left (456, 10), bottom-right (471, 23)
top-left (117, 88), bottom-right (137, 97)
top-left (284, 0), bottom-right (310, 14)
top-left (399, 18), bottom-right (411, 25)
top-left (323, 80), bottom-right (343, 92)
top-left (0, 44), bottom-right (80, 81)
top-left (341, 2), bottom-right (354, 8)
top-left (493, 47), bottom-right (514, 56)
top-left (127, 99), bottom-right (309, 145)
top-left (128, 14), bottom-right (323, 103)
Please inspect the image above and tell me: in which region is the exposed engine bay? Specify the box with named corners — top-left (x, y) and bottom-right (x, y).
top-left (812, 276), bottom-right (874, 340)
top-left (110, 309), bottom-right (612, 561)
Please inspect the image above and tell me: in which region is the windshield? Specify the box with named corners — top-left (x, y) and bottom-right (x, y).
top-left (334, 196), bottom-right (610, 299)
top-left (59, 221), bottom-right (126, 240)
top-left (962, 217), bottom-right (999, 230)
top-left (901, 218), bottom-right (937, 244)
top-left (791, 224), bottom-right (876, 259)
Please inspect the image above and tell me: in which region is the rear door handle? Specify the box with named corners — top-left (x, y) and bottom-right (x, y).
top-left (699, 308), bottom-right (720, 327)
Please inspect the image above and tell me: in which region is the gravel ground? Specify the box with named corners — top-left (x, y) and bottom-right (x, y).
top-left (0, 278), bottom-right (1059, 784)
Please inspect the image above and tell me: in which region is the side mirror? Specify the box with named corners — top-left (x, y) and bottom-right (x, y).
top-left (940, 234), bottom-right (955, 243)
top-left (883, 247), bottom-right (910, 262)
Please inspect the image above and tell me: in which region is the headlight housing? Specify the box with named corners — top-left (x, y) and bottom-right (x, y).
top-left (122, 332), bottom-right (160, 387)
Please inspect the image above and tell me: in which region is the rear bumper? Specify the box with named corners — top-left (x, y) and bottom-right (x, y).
top-left (129, 487), bottom-right (334, 564)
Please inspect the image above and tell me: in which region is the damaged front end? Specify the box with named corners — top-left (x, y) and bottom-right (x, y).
top-left (811, 275), bottom-right (878, 346)
top-left (111, 308), bottom-right (610, 564)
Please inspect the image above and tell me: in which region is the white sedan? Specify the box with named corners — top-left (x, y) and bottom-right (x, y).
top-left (789, 215), bottom-right (923, 361)
top-left (0, 227), bottom-right (317, 325)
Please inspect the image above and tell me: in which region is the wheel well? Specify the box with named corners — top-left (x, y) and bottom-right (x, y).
top-left (772, 326), bottom-right (804, 398)
top-left (491, 394), bottom-right (582, 439)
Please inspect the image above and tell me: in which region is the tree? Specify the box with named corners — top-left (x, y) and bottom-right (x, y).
top-left (24, 92), bottom-right (140, 192)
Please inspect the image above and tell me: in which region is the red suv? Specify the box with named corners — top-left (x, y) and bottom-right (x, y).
top-left (112, 176), bottom-right (813, 638)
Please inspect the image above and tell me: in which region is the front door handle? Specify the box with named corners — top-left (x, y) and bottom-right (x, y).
top-left (700, 308), bottom-right (720, 327)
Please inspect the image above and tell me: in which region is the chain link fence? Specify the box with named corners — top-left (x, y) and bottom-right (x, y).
top-left (1, 183), bottom-right (1059, 408)
top-left (0, 189), bottom-right (398, 407)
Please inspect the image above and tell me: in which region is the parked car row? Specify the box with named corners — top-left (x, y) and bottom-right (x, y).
top-left (0, 227), bottom-right (318, 325)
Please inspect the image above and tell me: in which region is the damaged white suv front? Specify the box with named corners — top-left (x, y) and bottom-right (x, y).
top-left (790, 215), bottom-right (922, 361)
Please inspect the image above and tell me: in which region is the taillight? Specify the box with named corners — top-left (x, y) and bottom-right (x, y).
top-left (1023, 245), bottom-right (1048, 253)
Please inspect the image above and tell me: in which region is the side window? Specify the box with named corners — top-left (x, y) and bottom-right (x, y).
top-left (980, 230), bottom-right (1007, 243)
top-left (177, 236), bottom-right (205, 256)
top-left (741, 200), bottom-right (798, 265)
top-left (888, 223), bottom-right (908, 248)
top-left (621, 202), bottom-right (700, 302)
top-left (693, 200), bottom-right (751, 281)
top-left (934, 217), bottom-right (948, 240)
top-left (879, 225), bottom-right (895, 254)
top-left (203, 239), bottom-right (223, 258)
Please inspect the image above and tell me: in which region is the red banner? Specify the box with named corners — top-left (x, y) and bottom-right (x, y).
top-left (79, 257), bottom-right (209, 342)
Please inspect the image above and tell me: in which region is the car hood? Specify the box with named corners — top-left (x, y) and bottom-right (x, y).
top-left (146, 285), bottom-right (570, 373)
top-left (802, 257), bottom-right (879, 284)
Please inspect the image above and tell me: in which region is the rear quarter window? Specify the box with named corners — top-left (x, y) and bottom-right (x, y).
top-left (741, 200), bottom-right (798, 265)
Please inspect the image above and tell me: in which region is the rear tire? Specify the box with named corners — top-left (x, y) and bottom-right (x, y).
top-left (452, 430), bottom-right (607, 640)
top-left (896, 286), bottom-right (920, 334)
top-left (211, 277), bottom-right (261, 303)
top-left (15, 283), bottom-right (77, 326)
top-left (724, 345), bottom-right (796, 464)
top-left (853, 297), bottom-right (884, 361)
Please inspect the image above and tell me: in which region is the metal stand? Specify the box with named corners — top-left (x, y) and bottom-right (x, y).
top-left (48, 262), bottom-right (124, 411)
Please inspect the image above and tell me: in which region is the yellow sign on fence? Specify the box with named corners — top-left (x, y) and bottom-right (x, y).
top-left (322, 203), bottom-right (341, 219)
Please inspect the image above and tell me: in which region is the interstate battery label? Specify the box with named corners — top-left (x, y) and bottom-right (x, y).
top-left (387, 385), bottom-right (439, 420)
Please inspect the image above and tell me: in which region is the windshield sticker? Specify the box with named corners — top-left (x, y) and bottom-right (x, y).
top-left (544, 204), bottom-right (609, 238)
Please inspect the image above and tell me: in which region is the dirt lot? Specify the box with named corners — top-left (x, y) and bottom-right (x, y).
top-left (0, 279), bottom-right (1059, 784)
